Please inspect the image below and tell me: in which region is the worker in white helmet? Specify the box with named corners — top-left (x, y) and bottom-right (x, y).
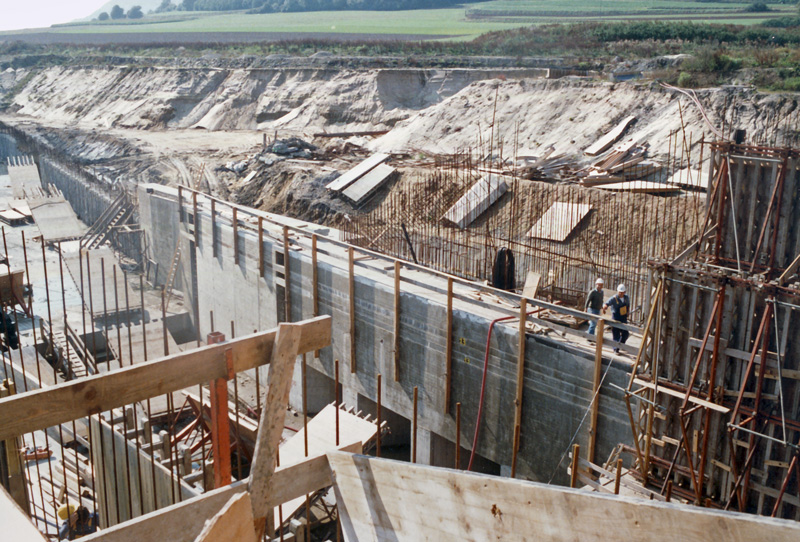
top-left (585, 278), bottom-right (604, 335)
top-left (603, 284), bottom-right (630, 353)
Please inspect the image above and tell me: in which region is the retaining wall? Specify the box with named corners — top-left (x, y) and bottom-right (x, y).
top-left (139, 185), bottom-right (633, 485)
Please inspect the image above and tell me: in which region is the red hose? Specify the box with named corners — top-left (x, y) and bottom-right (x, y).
top-left (467, 308), bottom-right (540, 471)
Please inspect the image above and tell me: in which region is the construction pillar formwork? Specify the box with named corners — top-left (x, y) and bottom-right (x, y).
top-left (626, 142), bottom-right (800, 520)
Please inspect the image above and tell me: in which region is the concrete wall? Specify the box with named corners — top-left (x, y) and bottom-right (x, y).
top-left (39, 158), bottom-right (114, 225)
top-left (138, 186), bottom-right (183, 288)
top-left (139, 185), bottom-right (632, 485)
top-left (0, 133), bottom-right (21, 163)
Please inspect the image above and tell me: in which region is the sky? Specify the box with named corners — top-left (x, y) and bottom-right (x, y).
top-left (0, 0), bottom-right (100, 32)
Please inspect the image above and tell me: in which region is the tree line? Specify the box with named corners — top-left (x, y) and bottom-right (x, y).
top-left (96, 5), bottom-right (144, 20)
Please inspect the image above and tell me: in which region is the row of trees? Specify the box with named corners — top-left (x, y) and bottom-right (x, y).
top-left (155, 0), bottom-right (462, 13)
top-left (96, 5), bottom-right (144, 20)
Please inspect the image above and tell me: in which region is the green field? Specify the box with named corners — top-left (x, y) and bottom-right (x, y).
top-left (31, 0), bottom-right (795, 38)
top-left (51, 9), bottom-right (516, 36)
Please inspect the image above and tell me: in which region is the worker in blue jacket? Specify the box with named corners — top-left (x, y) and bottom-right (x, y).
top-left (603, 284), bottom-right (630, 353)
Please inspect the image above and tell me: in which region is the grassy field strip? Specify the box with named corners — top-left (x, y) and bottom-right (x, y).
top-left (40, 0), bottom-right (794, 37)
top-left (54, 9), bottom-right (522, 36)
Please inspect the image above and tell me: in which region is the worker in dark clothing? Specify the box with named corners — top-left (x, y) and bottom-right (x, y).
top-left (603, 284), bottom-right (630, 353)
top-left (58, 504), bottom-right (98, 540)
top-left (585, 278), bottom-right (604, 335)
top-left (0, 310), bottom-right (18, 351)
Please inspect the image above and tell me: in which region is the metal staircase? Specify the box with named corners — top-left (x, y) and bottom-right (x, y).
top-left (80, 190), bottom-right (134, 251)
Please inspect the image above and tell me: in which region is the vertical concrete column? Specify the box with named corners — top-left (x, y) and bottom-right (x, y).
top-left (412, 427), bottom-right (434, 466)
top-left (342, 387), bottom-right (359, 411)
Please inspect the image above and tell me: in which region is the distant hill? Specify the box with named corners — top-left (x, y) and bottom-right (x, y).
top-left (86, 0), bottom-right (164, 19)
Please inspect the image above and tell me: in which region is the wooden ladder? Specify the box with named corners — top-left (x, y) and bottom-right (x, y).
top-left (163, 240), bottom-right (181, 311)
top-left (163, 163), bottom-right (205, 311)
top-left (51, 329), bottom-right (88, 380)
top-left (86, 204), bottom-right (132, 250)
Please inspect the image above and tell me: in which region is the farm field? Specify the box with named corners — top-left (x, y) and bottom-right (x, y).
top-left (1, 0), bottom-right (793, 41)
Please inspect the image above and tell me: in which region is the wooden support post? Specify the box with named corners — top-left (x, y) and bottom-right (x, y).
top-left (393, 260), bottom-right (400, 381)
top-left (376, 374), bottom-right (382, 458)
top-left (283, 226), bottom-right (291, 322)
top-left (614, 458), bottom-right (623, 495)
top-left (511, 424), bottom-right (521, 479)
top-left (349, 247), bottom-right (356, 374)
top-left (232, 208), bottom-right (239, 266)
top-left (258, 217), bottom-right (264, 277)
top-left (412, 386), bottom-right (418, 464)
top-left (444, 277), bottom-right (453, 413)
top-left (588, 319), bottom-right (604, 465)
top-left (665, 480), bottom-right (673, 502)
top-left (192, 192), bottom-right (199, 248)
top-left (210, 351), bottom-right (232, 488)
top-left (570, 444), bottom-right (580, 488)
top-left (178, 186), bottom-right (183, 223)
top-left (334, 360), bottom-right (340, 447)
top-left (0, 380), bottom-right (27, 512)
top-left (511, 299), bottom-right (526, 478)
top-left (249, 323), bottom-right (302, 537)
top-left (211, 199), bottom-right (217, 258)
top-left (455, 402), bottom-right (461, 470)
top-left (312, 234), bottom-right (319, 359)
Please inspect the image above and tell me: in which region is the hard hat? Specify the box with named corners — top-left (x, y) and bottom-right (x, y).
top-left (595, 278), bottom-right (604, 284)
top-left (57, 503), bottom-right (77, 521)
top-left (617, 284), bottom-right (626, 293)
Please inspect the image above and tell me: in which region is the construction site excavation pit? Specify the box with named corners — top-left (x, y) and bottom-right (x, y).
top-left (2, 63), bottom-right (800, 541)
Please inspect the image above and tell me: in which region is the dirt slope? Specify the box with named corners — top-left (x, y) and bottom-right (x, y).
top-left (8, 65), bottom-right (543, 133)
top-left (370, 78), bottom-right (800, 161)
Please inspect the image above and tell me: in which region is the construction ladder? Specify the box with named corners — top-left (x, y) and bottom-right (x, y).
top-left (163, 162), bottom-right (205, 311)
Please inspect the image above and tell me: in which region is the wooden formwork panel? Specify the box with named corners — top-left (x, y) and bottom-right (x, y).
top-left (638, 267), bottom-right (800, 519)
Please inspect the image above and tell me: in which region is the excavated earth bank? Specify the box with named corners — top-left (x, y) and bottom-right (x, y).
top-left (1, 61), bottom-right (799, 223)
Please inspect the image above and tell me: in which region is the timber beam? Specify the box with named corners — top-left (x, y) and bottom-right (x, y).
top-left (0, 316), bottom-right (331, 442)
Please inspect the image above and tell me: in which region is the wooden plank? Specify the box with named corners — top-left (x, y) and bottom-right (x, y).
top-left (584, 116), bottom-right (636, 156)
top-left (632, 378), bottom-right (729, 413)
top-left (194, 492), bottom-right (257, 542)
top-left (326, 153), bottom-right (390, 192)
top-left (249, 323), bottom-right (302, 520)
top-left (0, 484), bottom-right (47, 542)
top-left (349, 247), bottom-right (356, 374)
top-left (312, 233), bottom-right (319, 357)
top-left (778, 251), bottom-right (800, 286)
top-left (588, 319), bottom-right (605, 464)
top-left (521, 271), bottom-right (540, 301)
top-left (258, 217), bottom-right (263, 277)
top-left (341, 164), bottom-right (396, 206)
top-left (0, 316), bottom-right (331, 442)
top-left (442, 174), bottom-right (508, 229)
top-left (211, 199), bottom-right (217, 258)
top-left (233, 207), bottom-right (239, 266)
top-left (511, 299), bottom-right (527, 477)
top-left (83, 442), bottom-right (361, 542)
top-left (210, 376), bottom-right (232, 489)
top-left (444, 277), bottom-right (453, 414)
top-left (329, 451), bottom-right (800, 542)
top-left (595, 181), bottom-right (681, 194)
top-left (394, 261), bottom-right (400, 382)
top-left (0, 380), bottom-right (27, 510)
top-left (7, 162), bottom-right (42, 200)
top-left (527, 202), bottom-right (592, 242)
top-left (283, 226), bottom-right (291, 321)
top-left (29, 197), bottom-right (87, 242)
top-left (89, 416), bottom-right (199, 527)
top-left (275, 404), bottom-right (376, 526)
